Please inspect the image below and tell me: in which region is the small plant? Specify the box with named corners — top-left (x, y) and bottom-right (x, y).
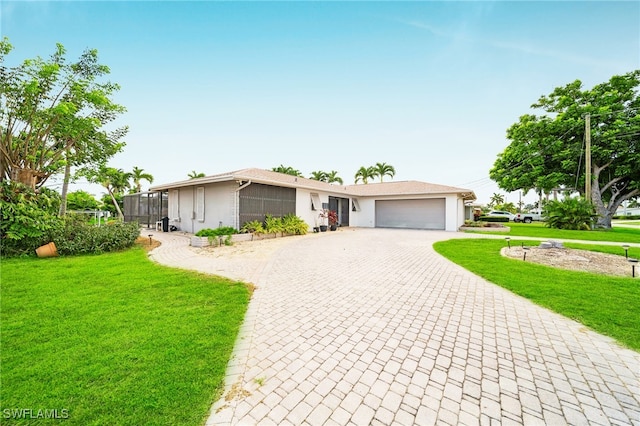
top-left (544, 197), bottom-right (597, 230)
top-left (240, 220), bottom-right (264, 235)
top-left (253, 376), bottom-right (266, 386)
top-left (327, 210), bottom-right (338, 226)
top-left (264, 214), bottom-right (284, 235)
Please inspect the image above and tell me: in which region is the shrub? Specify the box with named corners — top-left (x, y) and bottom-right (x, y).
top-left (544, 197), bottom-right (597, 230)
top-left (48, 216), bottom-right (140, 255)
top-left (240, 220), bottom-right (264, 234)
top-left (195, 226), bottom-right (238, 237)
top-left (264, 214), bottom-right (284, 234)
top-left (281, 214), bottom-right (308, 235)
top-left (478, 216), bottom-right (509, 223)
top-left (0, 181), bottom-right (62, 257)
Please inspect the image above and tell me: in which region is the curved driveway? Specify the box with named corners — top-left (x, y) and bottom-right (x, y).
top-left (148, 228), bottom-right (639, 426)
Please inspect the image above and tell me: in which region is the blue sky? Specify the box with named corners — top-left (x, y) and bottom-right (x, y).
top-left (2, 1), bottom-right (638, 205)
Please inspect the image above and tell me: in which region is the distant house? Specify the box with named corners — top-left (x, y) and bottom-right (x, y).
top-left (144, 168), bottom-right (476, 233)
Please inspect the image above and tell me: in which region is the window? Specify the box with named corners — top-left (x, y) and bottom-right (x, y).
top-left (310, 193), bottom-right (321, 211)
top-left (352, 198), bottom-right (361, 212)
top-left (169, 189), bottom-right (179, 219)
top-left (196, 187), bottom-right (205, 222)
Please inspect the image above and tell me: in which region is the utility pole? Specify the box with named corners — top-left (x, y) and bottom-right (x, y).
top-left (585, 113), bottom-right (591, 202)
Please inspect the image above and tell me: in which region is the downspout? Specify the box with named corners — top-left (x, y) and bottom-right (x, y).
top-left (234, 180), bottom-right (252, 230)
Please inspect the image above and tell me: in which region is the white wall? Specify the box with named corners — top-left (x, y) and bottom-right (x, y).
top-left (170, 182), bottom-right (237, 234)
top-left (349, 194), bottom-right (464, 231)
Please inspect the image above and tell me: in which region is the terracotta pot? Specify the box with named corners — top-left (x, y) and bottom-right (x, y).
top-left (36, 242), bottom-right (58, 258)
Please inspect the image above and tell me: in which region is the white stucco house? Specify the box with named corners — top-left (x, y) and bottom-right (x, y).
top-left (147, 168), bottom-right (476, 233)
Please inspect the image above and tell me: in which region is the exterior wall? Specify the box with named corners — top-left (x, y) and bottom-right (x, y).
top-left (351, 194), bottom-right (464, 231)
top-left (169, 182), bottom-right (237, 234)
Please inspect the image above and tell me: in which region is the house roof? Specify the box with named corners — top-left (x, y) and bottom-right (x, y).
top-left (150, 168), bottom-right (476, 200)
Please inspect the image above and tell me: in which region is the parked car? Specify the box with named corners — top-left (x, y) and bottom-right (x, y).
top-left (514, 209), bottom-right (544, 223)
top-left (486, 210), bottom-right (516, 221)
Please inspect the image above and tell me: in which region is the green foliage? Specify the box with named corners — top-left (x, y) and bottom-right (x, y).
top-left (0, 181), bottom-right (61, 256)
top-left (195, 226), bottom-right (238, 237)
top-left (478, 216), bottom-right (509, 222)
top-left (490, 71), bottom-right (640, 228)
top-left (1, 38), bottom-right (127, 189)
top-left (264, 214), bottom-right (284, 234)
top-left (67, 190), bottom-right (100, 211)
top-left (281, 214), bottom-right (309, 235)
top-left (240, 220), bottom-right (265, 234)
top-left (48, 215), bottom-right (139, 255)
top-left (544, 197), bottom-right (597, 230)
top-left (271, 164), bottom-right (303, 177)
top-left (493, 202), bottom-right (516, 213)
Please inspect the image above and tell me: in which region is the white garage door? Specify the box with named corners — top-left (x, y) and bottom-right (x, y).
top-left (375, 199), bottom-right (446, 230)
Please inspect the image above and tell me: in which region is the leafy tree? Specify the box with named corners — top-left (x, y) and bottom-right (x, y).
top-left (489, 193), bottom-right (505, 207)
top-left (66, 190), bottom-right (99, 211)
top-left (494, 202), bottom-right (517, 213)
top-left (131, 166), bottom-right (153, 193)
top-left (0, 38), bottom-right (127, 192)
top-left (490, 71), bottom-right (640, 228)
top-left (272, 165), bottom-right (302, 177)
top-left (544, 197), bottom-right (597, 230)
top-left (326, 170), bottom-right (343, 185)
top-left (354, 166), bottom-right (376, 184)
top-left (309, 171), bottom-right (328, 182)
top-left (188, 170), bottom-right (205, 179)
top-left (372, 162), bottom-right (395, 182)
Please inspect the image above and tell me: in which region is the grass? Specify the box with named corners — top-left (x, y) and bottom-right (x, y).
top-left (474, 221), bottom-right (640, 243)
top-left (1, 245), bottom-right (251, 425)
top-left (434, 238), bottom-right (640, 351)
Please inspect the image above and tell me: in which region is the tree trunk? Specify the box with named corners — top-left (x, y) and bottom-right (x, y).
top-left (109, 190), bottom-right (124, 220)
top-left (59, 155), bottom-right (71, 216)
top-left (13, 168), bottom-right (38, 190)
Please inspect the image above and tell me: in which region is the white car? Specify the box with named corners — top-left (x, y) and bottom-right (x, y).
top-left (486, 210), bottom-right (516, 221)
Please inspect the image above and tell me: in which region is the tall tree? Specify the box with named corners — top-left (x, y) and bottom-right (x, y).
top-left (326, 170), bottom-right (343, 185)
top-left (309, 171), bottom-right (328, 182)
top-left (489, 193), bottom-right (505, 207)
top-left (373, 162), bottom-right (396, 182)
top-left (0, 38), bottom-right (127, 191)
top-left (188, 170), bottom-right (206, 179)
top-left (272, 165), bottom-right (302, 176)
top-left (131, 166), bottom-right (154, 193)
top-left (354, 166), bottom-right (376, 184)
top-left (490, 71), bottom-right (640, 228)
top-left (84, 165), bottom-right (131, 219)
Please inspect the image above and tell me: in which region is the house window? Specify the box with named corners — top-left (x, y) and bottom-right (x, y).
top-left (310, 193), bottom-right (321, 211)
top-left (196, 187), bottom-right (205, 222)
top-left (169, 189), bottom-right (179, 219)
top-left (352, 198), bottom-right (361, 212)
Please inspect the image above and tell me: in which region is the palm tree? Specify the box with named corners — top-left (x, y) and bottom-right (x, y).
top-left (188, 170), bottom-right (206, 179)
top-left (272, 165), bottom-right (303, 177)
top-left (93, 166), bottom-right (131, 220)
top-left (326, 170), bottom-right (343, 185)
top-left (373, 162), bottom-right (396, 182)
top-left (489, 193), bottom-right (505, 207)
top-left (309, 171), bottom-right (328, 182)
top-left (131, 166), bottom-right (154, 193)
top-left (354, 166), bottom-right (376, 184)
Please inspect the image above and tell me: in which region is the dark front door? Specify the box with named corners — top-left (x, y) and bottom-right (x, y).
top-left (328, 196), bottom-right (349, 226)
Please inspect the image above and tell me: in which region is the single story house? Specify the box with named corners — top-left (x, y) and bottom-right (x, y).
top-left (146, 168), bottom-right (476, 233)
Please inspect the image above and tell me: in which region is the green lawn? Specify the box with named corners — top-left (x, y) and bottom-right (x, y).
top-left (1, 247), bottom-right (250, 425)
top-left (434, 238), bottom-right (640, 351)
top-left (475, 221), bottom-right (640, 243)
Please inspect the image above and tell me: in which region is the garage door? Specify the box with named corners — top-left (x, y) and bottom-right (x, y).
top-left (375, 199), bottom-right (445, 230)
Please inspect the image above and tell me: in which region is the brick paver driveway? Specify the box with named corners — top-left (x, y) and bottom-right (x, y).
top-left (150, 228), bottom-right (640, 426)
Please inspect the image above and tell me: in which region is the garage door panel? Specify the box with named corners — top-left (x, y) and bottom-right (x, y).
top-left (375, 199), bottom-right (445, 230)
